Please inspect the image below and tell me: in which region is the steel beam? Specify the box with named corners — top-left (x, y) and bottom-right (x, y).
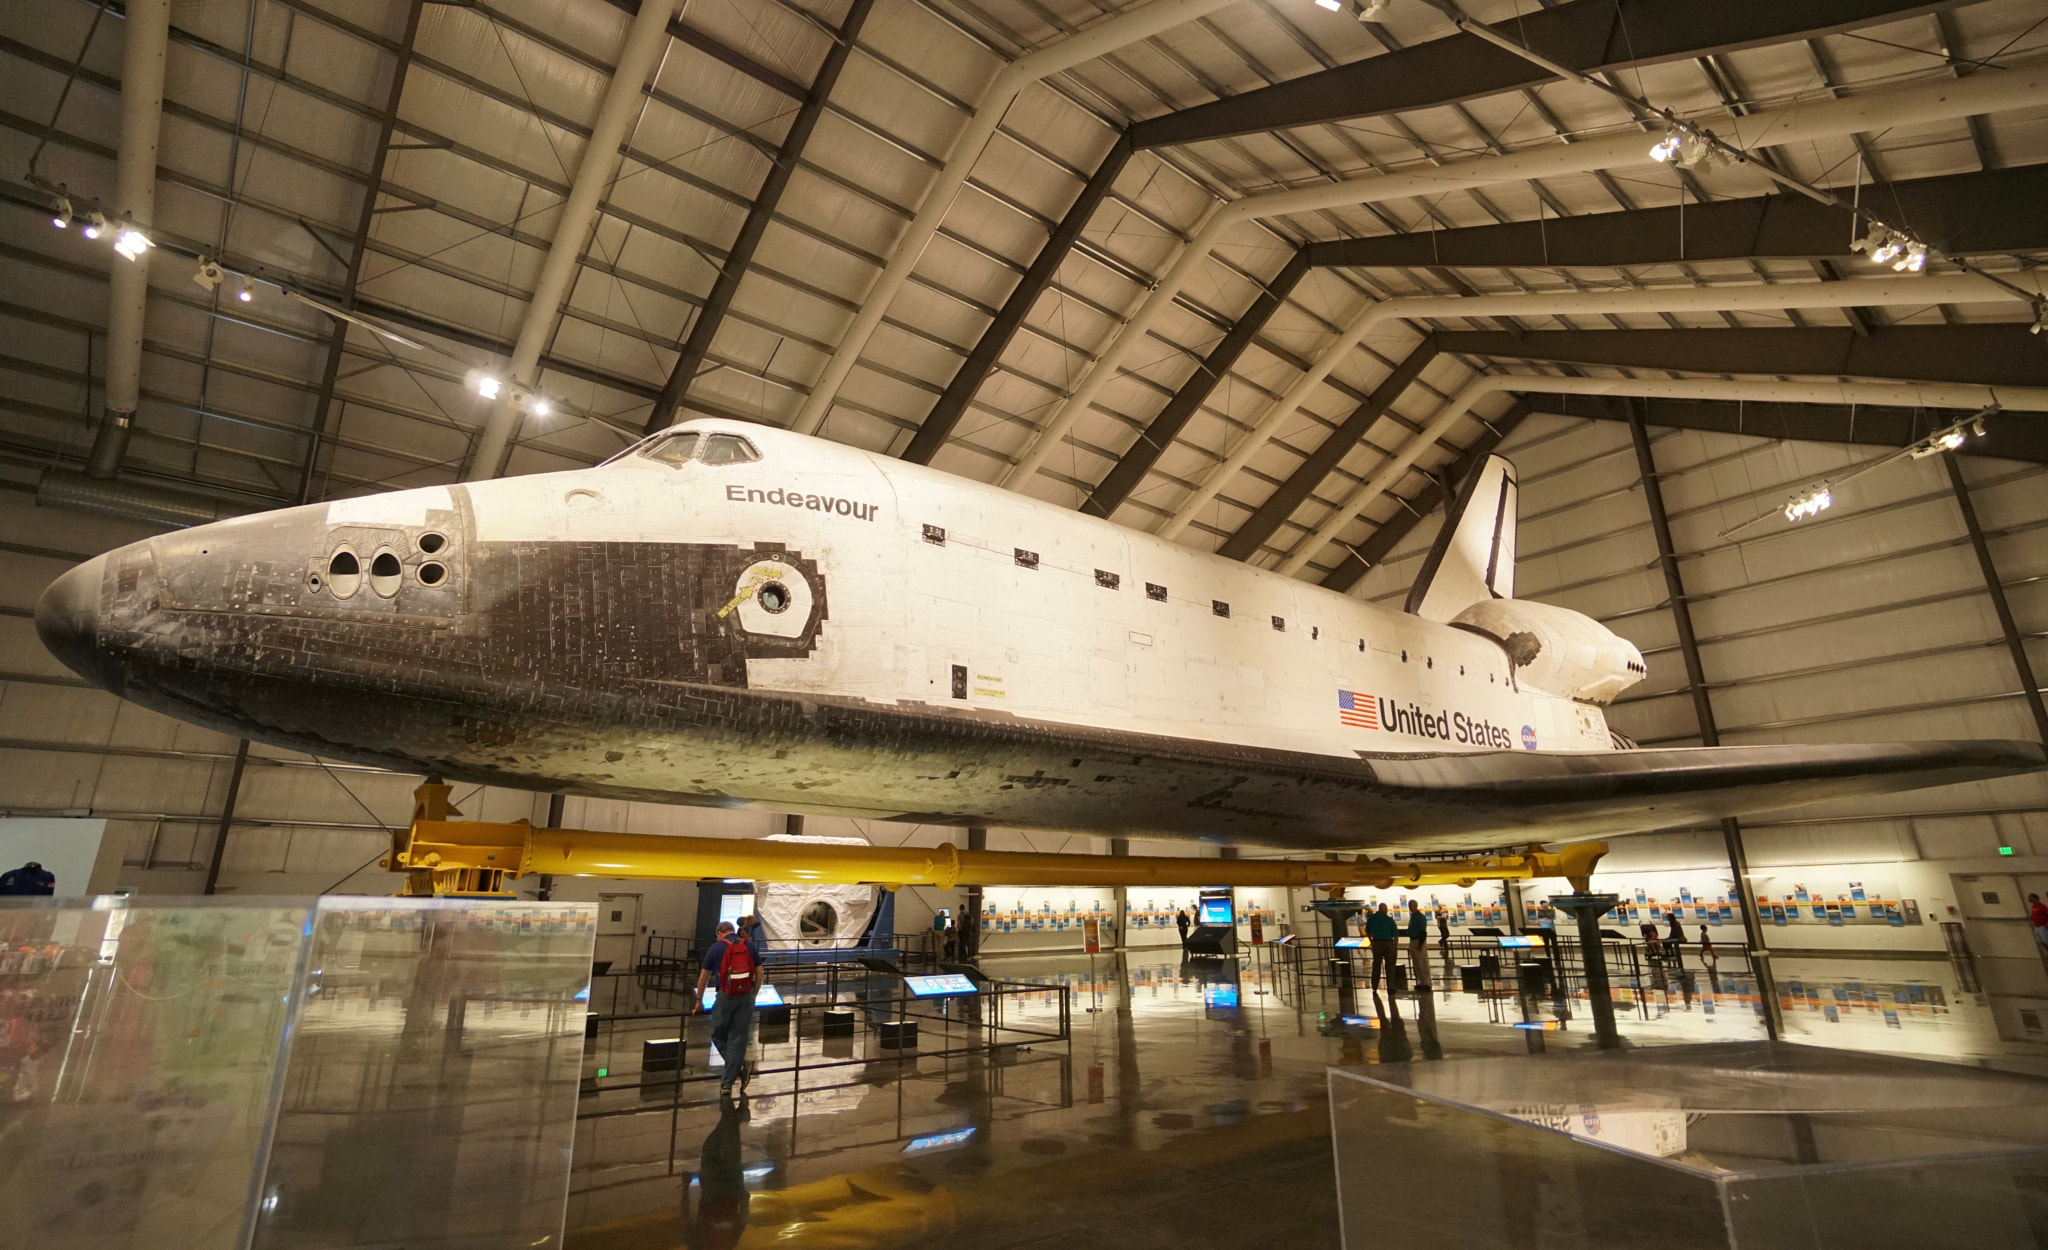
top-left (1434, 325), bottom-right (2048, 388)
top-left (1626, 403), bottom-right (1781, 1039)
top-left (904, 135), bottom-right (1133, 465)
top-left (1311, 165), bottom-right (2048, 271)
top-left (1318, 400), bottom-right (1532, 592)
top-left (912, 0), bottom-right (1950, 473)
top-left (1219, 340), bottom-right (1438, 563)
top-left (202, 739), bottom-right (250, 895)
top-left (644, 0), bottom-right (873, 436)
top-left (298, 0), bottom-right (426, 503)
top-left (1945, 455), bottom-right (2048, 744)
top-left (1081, 250), bottom-right (1310, 518)
top-left (1133, 0), bottom-right (1944, 149)
top-left (1530, 394), bottom-right (2048, 465)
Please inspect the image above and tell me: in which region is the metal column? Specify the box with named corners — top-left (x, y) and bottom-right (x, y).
top-left (1628, 403), bottom-right (1781, 1038)
top-left (298, 0), bottom-right (427, 503)
top-left (201, 740), bottom-right (250, 895)
top-left (961, 827), bottom-right (986, 961)
top-left (1945, 453), bottom-right (2048, 744)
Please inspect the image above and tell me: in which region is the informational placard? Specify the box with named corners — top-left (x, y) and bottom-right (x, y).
top-left (903, 973), bottom-right (978, 997)
top-left (1498, 935), bottom-right (1546, 948)
top-left (1335, 937), bottom-right (1365, 948)
top-left (1082, 916), bottom-right (1101, 955)
top-left (1199, 897), bottom-right (1233, 926)
top-left (1249, 913), bottom-right (1265, 944)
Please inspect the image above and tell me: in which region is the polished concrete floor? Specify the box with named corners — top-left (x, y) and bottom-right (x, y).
top-left (563, 950), bottom-right (2048, 1250)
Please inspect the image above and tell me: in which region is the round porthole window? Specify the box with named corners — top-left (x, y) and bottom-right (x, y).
top-left (326, 549), bottom-right (361, 599)
top-left (369, 550), bottom-right (403, 598)
top-left (799, 901), bottom-right (838, 939)
top-left (417, 531), bottom-right (447, 554)
top-left (417, 561), bottom-right (447, 587)
top-left (733, 562), bottom-right (812, 638)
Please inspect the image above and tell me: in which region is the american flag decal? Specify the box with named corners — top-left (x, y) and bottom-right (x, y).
top-left (1337, 689), bottom-right (1378, 730)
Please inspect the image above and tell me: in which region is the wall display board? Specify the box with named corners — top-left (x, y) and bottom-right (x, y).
top-left (1522, 871), bottom-right (1926, 936)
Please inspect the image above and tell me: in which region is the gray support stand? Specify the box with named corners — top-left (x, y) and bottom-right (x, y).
top-left (1550, 893), bottom-right (1622, 1050)
top-left (1504, 879), bottom-right (1528, 935)
top-left (961, 827), bottom-right (986, 962)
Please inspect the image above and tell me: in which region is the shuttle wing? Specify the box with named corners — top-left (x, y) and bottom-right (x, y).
top-left (1356, 738), bottom-right (2043, 843)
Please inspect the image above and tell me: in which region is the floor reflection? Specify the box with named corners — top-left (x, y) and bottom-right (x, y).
top-left (567, 948), bottom-right (2046, 1249)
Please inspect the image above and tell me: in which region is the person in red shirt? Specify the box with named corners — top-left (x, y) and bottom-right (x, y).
top-left (2029, 893), bottom-right (2048, 953)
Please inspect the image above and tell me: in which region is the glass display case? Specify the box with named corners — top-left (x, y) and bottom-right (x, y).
top-left (0, 895), bottom-right (595, 1250)
top-left (1331, 1041), bottom-right (2048, 1248)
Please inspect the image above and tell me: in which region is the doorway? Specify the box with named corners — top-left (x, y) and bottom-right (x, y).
top-left (596, 893), bottom-right (641, 974)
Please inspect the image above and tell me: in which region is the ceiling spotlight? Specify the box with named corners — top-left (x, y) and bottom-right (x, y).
top-left (1970, 415), bottom-right (1987, 437)
top-left (524, 394), bottom-right (552, 417)
top-left (1939, 430), bottom-right (1967, 451)
top-left (1356, 0), bottom-right (1391, 17)
top-left (236, 284), bottom-right (253, 303)
top-left (81, 212), bottom-right (106, 240)
top-left (1313, 0), bottom-right (1339, 9)
top-left (2031, 300), bottom-right (2048, 336)
top-left (1851, 224), bottom-right (1887, 256)
top-left (113, 228), bottom-right (152, 260)
top-left (1893, 241), bottom-right (1927, 273)
top-left (193, 257), bottom-right (224, 292)
top-left (476, 374), bottom-right (502, 400)
top-left (51, 198), bottom-right (74, 229)
top-left (1870, 236), bottom-right (1901, 264)
top-left (1649, 130), bottom-right (1682, 163)
top-left (1783, 485), bottom-right (1833, 523)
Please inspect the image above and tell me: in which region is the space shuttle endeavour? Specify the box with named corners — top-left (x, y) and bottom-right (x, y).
top-left (35, 420), bottom-right (2041, 853)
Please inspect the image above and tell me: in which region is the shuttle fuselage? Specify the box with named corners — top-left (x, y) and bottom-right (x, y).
top-left (35, 421), bottom-right (2038, 852)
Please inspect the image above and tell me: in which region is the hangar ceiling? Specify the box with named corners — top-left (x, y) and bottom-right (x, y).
top-left (1, 0), bottom-right (2045, 875)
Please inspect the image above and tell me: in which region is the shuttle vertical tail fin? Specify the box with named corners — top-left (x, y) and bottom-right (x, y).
top-left (1405, 454), bottom-right (1517, 622)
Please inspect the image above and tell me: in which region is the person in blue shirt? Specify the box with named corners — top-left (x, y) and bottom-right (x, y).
top-left (694, 921), bottom-right (761, 1097)
top-left (0, 861), bottom-right (55, 895)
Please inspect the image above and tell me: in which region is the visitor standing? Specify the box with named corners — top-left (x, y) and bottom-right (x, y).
top-left (694, 921), bottom-right (761, 1098)
top-left (1405, 899), bottom-right (1431, 990)
top-left (1365, 902), bottom-right (1400, 993)
top-left (1175, 908), bottom-right (1191, 949)
top-left (2029, 893), bottom-right (2048, 953)
top-left (1664, 909), bottom-right (1686, 968)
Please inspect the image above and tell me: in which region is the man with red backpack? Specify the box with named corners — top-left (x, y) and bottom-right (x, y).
top-left (694, 920), bottom-right (762, 1098)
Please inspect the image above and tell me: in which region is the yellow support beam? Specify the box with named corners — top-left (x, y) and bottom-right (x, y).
top-left (389, 785), bottom-right (1607, 896)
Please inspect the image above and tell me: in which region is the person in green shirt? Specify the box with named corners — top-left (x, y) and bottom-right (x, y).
top-left (1364, 903), bottom-right (1400, 993)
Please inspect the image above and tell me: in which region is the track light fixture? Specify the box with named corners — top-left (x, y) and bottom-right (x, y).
top-left (1648, 124), bottom-right (1720, 170)
top-left (113, 227), bottom-right (152, 261)
top-left (81, 212), bottom-right (106, 240)
top-left (1908, 407), bottom-right (1997, 458)
top-left (475, 374), bottom-right (502, 400)
top-left (2032, 300), bottom-right (2048, 337)
top-left (1894, 241), bottom-right (1927, 273)
top-left (523, 394), bottom-right (552, 417)
top-left (51, 197), bottom-right (73, 229)
top-left (1782, 485), bottom-right (1833, 523)
top-left (1313, 0), bottom-right (1339, 9)
top-left (1357, 0), bottom-right (1391, 18)
top-left (193, 256), bottom-right (225, 292)
top-left (236, 285), bottom-right (253, 303)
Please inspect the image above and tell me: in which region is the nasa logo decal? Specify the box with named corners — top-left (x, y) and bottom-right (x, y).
top-left (1521, 725), bottom-right (1538, 750)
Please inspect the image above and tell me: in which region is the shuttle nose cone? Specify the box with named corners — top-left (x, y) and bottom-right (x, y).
top-left (36, 555), bottom-right (110, 689)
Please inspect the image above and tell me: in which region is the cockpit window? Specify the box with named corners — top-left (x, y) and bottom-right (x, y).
top-left (699, 433), bottom-right (761, 466)
top-left (640, 431), bottom-right (699, 467)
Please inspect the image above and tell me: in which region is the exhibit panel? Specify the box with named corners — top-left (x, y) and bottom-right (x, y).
top-left (1331, 1043), bottom-right (2048, 1248)
top-left (0, 898), bottom-right (309, 1250)
top-left (0, 896), bottom-right (595, 1250)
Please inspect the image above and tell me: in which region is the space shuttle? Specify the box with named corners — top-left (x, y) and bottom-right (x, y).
top-left (35, 419), bottom-right (2041, 853)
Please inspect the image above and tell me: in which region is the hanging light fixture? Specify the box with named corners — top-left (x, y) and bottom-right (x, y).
top-left (1782, 485), bottom-right (1833, 522)
top-left (81, 212), bottom-right (106, 240)
top-left (113, 227), bottom-right (152, 261)
top-left (51, 197), bottom-right (74, 229)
